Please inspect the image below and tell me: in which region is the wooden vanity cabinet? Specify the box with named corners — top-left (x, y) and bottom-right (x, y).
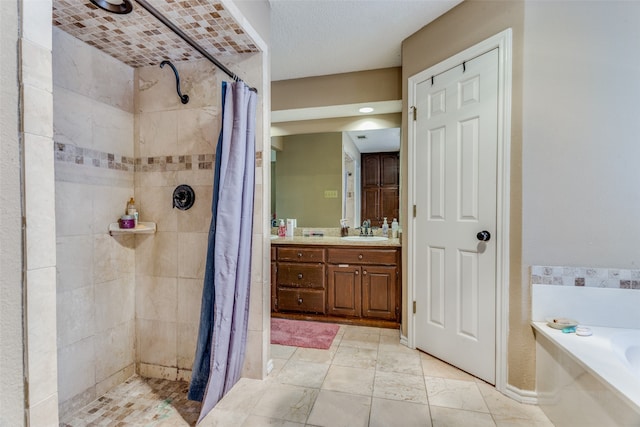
top-left (273, 244), bottom-right (400, 326)
top-left (326, 248), bottom-right (399, 322)
top-left (274, 247), bottom-right (326, 314)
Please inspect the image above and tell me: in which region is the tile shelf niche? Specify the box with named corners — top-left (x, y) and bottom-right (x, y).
top-left (108, 222), bottom-right (157, 236)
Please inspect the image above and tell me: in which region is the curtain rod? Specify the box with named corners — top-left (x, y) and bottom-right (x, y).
top-left (133, 0), bottom-right (257, 93)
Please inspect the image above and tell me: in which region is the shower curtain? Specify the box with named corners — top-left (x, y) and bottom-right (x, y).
top-left (188, 81), bottom-right (257, 422)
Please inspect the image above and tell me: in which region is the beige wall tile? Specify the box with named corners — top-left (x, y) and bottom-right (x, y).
top-left (136, 319), bottom-right (177, 367)
top-left (57, 337), bottom-right (95, 403)
top-left (95, 363), bottom-right (135, 397)
top-left (56, 235), bottom-right (94, 293)
top-left (56, 285), bottom-right (95, 347)
top-left (136, 276), bottom-right (177, 322)
top-left (177, 185), bottom-right (212, 233)
top-left (91, 48), bottom-right (134, 113)
top-left (136, 186), bottom-right (178, 232)
top-left (95, 277), bottom-right (135, 331)
top-left (137, 110), bottom-right (178, 157)
top-left (92, 102), bottom-right (134, 156)
top-left (177, 107), bottom-right (218, 155)
top-left (55, 181), bottom-right (94, 237)
top-left (21, 38), bottom-right (52, 92)
top-left (27, 392), bottom-right (59, 427)
top-left (94, 322), bottom-right (135, 383)
top-left (22, 0), bottom-right (52, 50)
top-left (52, 28), bottom-right (92, 96)
top-left (23, 85), bottom-right (53, 138)
top-left (25, 134), bottom-right (56, 269)
top-left (177, 168), bottom-right (215, 186)
top-left (177, 322), bottom-right (198, 370)
top-left (94, 234), bottom-right (135, 284)
top-left (53, 87), bottom-right (92, 147)
top-left (177, 232), bottom-right (208, 279)
top-left (177, 278), bottom-right (203, 325)
top-left (93, 187), bottom-right (135, 235)
top-left (26, 267), bottom-right (58, 405)
top-left (137, 363), bottom-right (179, 380)
top-left (135, 232), bottom-right (178, 277)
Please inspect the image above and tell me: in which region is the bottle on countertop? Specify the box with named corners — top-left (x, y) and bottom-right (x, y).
top-left (126, 197), bottom-right (138, 227)
top-left (278, 219), bottom-right (286, 237)
top-left (391, 218), bottom-right (399, 238)
top-left (381, 217), bottom-right (389, 237)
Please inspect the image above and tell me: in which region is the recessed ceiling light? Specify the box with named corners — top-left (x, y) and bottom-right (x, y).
top-left (90, 0), bottom-right (133, 14)
top-left (359, 107), bottom-right (374, 113)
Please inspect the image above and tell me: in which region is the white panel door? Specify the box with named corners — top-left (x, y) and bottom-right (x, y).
top-left (414, 48), bottom-right (498, 384)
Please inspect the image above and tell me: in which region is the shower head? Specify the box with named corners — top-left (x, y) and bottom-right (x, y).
top-left (90, 0), bottom-right (133, 14)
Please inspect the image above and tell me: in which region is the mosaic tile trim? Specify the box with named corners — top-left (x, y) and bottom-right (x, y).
top-left (531, 265), bottom-right (640, 290)
top-left (54, 142), bottom-right (214, 172)
top-left (53, 0), bottom-right (259, 68)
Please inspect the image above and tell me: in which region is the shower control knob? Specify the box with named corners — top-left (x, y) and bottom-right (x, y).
top-left (476, 230), bottom-right (491, 242)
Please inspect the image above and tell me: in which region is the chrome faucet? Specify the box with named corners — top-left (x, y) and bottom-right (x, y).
top-left (360, 219), bottom-right (372, 236)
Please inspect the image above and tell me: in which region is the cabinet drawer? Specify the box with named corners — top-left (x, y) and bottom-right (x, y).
top-left (327, 248), bottom-right (397, 265)
top-left (277, 262), bottom-right (325, 289)
top-left (278, 247), bottom-right (325, 262)
top-left (277, 288), bottom-right (325, 314)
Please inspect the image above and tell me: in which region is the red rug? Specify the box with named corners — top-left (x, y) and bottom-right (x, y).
top-left (271, 318), bottom-right (340, 349)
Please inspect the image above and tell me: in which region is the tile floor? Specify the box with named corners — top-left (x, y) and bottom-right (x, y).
top-left (59, 376), bottom-right (200, 426)
top-left (60, 324), bottom-right (555, 426)
top-left (201, 324), bottom-right (555, 427)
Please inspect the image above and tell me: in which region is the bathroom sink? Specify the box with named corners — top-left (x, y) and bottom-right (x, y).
top-left (341, 236), bottom-right (388, 242)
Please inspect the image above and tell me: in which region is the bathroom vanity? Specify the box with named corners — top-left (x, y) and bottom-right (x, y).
top-left (271, 236), bottom-right (401, 328)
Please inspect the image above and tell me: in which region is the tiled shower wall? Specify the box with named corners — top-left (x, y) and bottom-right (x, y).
top-left (53, 28), bottom-right (136, 418)
top-left (133, 59), bottom-right (220, 381)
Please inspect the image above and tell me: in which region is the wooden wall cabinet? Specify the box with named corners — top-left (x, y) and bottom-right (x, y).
top-left (361, 152), bottom-right (399, 227)
top-left (273, 244), bottom-right (400, 327)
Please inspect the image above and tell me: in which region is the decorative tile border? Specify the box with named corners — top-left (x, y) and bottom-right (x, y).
top-left (54, 143), bottom-right (214, 172)
top-left (531, 265), bottom-right (640, 290)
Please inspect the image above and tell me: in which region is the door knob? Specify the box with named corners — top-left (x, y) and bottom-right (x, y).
top-left (476, 230), bottom-right (491, 242)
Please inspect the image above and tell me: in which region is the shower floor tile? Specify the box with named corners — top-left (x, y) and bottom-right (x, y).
top-left (60, 376), bottom-right (200, 426)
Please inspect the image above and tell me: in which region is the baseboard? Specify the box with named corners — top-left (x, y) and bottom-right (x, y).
top-left (400, 334), bottom-right (408, 347)
top-left (503, 383), bottom-right (539, 405)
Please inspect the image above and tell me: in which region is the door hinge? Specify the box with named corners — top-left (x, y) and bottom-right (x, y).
top-left (413, 301), bottom-right (417, 314)
top-left (411, 106), bottom-right (417, 121)
top-left (413, 204), bottom-right (417, 218)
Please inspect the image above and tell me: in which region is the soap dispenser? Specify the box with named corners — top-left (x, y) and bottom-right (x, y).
top-left (382, 217), bottom-right (389, 237)
top-left (278, 219), bottom-right (286, 237)
top-left (126, 197), bottom-right (138, 227)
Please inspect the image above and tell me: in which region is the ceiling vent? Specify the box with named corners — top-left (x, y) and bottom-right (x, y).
top-left (356, 135), bottom-right (367, 140)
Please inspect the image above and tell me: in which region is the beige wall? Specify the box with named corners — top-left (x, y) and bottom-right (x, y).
top-left (275, 133), bottom-right (343, 227)
top-left (0, 1), bottom-right (26, 425)
top-left (402, 0), bottom-right (528, 389)
top-left (54, 28), bottom-right (137, 418)
top-left (272, 67), bottom-right (401, 110)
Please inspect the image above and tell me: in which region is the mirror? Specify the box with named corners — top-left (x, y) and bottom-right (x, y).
top-left (271, 128), bottom-right (400, 228)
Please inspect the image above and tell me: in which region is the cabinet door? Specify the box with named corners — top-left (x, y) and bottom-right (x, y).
top-left (381, 187), bottom-right (399, 224)
top-left (361, 187), bottom-right (379, 224)
top-left (327, 265), bottom-right (362, 317)
top-left (362, 154), bottom-right (380, 187)
top-left (380, 153), bottom-right (399, 186)
top-left (271, 262), bottom-right (277, 312)
top-left (362, 265), bottom-right (397, 320)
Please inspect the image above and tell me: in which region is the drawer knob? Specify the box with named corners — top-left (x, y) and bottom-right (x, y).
top-left (355, 270), bottom-right (359, 275)
top-left (363, 270), bottom-right (367, 275)
top-left (297, 252), bottom-right (303, 258)
top-left (297, 273), bottom-right (303, 279)
top-left (297, 297), bottom-right (303, 304)
top-left (358, 254), bottom-right (363, 260)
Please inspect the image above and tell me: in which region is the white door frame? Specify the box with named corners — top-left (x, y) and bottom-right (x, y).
top-left (407, 29), bottom-right (512, 395)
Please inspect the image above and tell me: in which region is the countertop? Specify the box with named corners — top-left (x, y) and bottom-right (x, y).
top-left (270, 235), bottom-right (401, 247)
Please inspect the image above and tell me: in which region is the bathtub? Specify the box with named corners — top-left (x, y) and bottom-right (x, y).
top-left (533, 322), bottom-right (640, 426)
